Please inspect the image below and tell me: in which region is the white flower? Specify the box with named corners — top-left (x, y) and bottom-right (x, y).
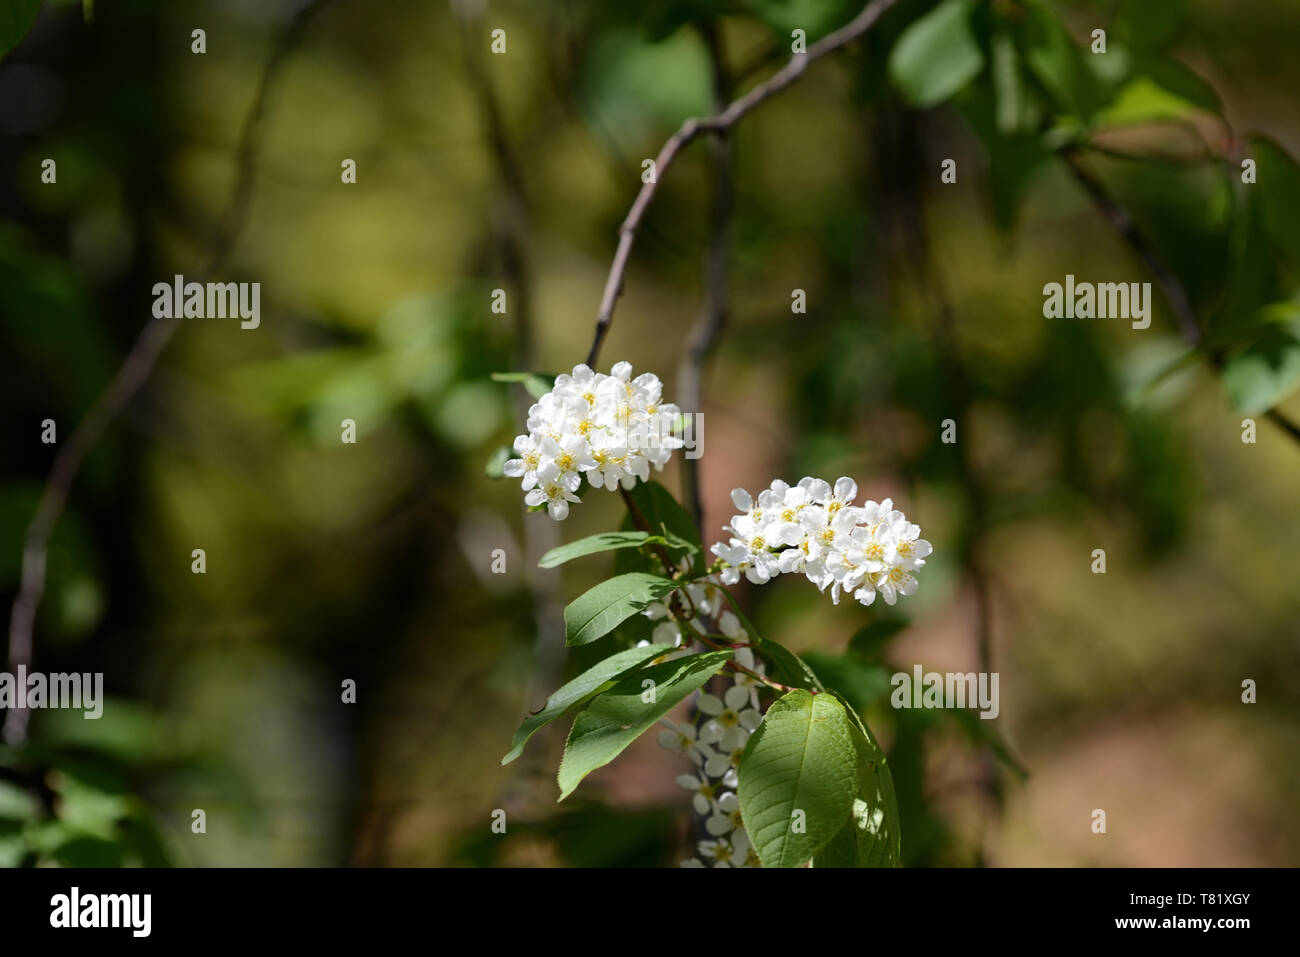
top-left (716, 610), bottom-right (740, 638)
top-left (524, 462), bottom-right (581, 520)
top-left (504, 361), bottom-right (686, 519)
top-left (585, 433), bottom-right (631, 491)
top-left (703, 744), bottom-right (744, 789)
top-left (760, 480), bottom-right (813, 547)
top-left (697, 834), bottom-right (748, 867)
top-left (710, 512), bottom-right (781, 585)
top-left (698, 685), bottom-right (763, 752)
top-left (876, 560), bottom-right (920, 606)
top-left (710, 476), bottom-right (931, 607)
top-left (657, 720), bottom-right (713, 766)
top-left (641, 600), bottom-right (682, 647)
top-left (537, 433), bottom-right (594, 493)
top-left (651, 621), bottom-right (682, 646)
top-left (730, 646), bottom-right (765, 710)
top-left (705, 792), bottom-right (745, 837)
top-left (677, 771), bottom-right (726, 815)
top-left (502, 433), bottom-right (543, 490)
top-left (888, 516), bottom-right (932, 570)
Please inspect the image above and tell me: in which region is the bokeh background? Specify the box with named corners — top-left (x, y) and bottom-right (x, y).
top-left (2, 0), bottom-right (1298, 867)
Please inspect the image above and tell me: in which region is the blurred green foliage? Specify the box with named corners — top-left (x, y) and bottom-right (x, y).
top-left (1, 0), bottom-right (1298, 866)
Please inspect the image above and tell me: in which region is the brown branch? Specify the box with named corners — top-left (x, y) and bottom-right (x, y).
top-left (584, 0), bottom-right (900, 367)
top-left (3, 0), bottom-right (330, 746)
top-left (618, 488), bottom-right (678, 574)
top-left (1265, 408), bottom-right (1300, 442)
top-left (1062, 147), bottom-right (1203, 348)
top-left (1064, 146), bottom-right (1300, 439)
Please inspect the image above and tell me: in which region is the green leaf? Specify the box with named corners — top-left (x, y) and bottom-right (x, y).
top-left (1091, 75), bottom-right (1206, 129)
top-left (622, 480), bottom-right (701, 546)
top-left (1014, 0), bottom-right (1105, 120)
top-left (1253, 136), bottom-right (1300, 276)
top-left (1113, 0), bottom-right (1187, 54)
top-left (958, 81), bottom-right (1051, 232)
top-left (621, 480), bottom-right (704, 574)
top-left (582, 27), bottom-right (713, 136)
top-left (1222, 326), bottom-right (1300, 416)
top-left (1139, 57), bottom-right (1221, 116)
top-left (0, 0), bottom-right (41, 62)
top-left (737, 689), bottom-right (857, 868)
top-left (814, 695), bottom-right (902, 867)
top-left (557, 650), bottom-right (731, 800)
top-left (1206, 182), bottom-right (1282, 349)
top-left (539, 530), bottom-right (695, 569)
top-left (563, 572), bottom-right (679, 646)
top-left (0, 780), bottom-right (40, 821)
top-left (746, 0), bottom-right (860, 40)
top-left (490, 371), bottom-right (557, 400)
top-left (501, 643), bottom-right (675, 765)
top-left (888, 0), bottom-right (985, 109)
top-left (991, 31), bottom-right (1040, 136)
top-left (0, 831), bottom-right (26, 868)
top-left (484, 444), bottom-right (511, 478)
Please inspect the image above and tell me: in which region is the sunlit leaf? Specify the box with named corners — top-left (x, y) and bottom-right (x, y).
top-left (1222, 325), bottom-right (1300, 415)
top-left (563, 572), bottom-right (679, 646)
top-left (888, 0), bottom-right (984, 109)
top-left (738, 689), bottom-right (857, 867)
top-left (0, 0), bottom-right (41, 62)
top-left (539, 530), bottom-right (694, 569)
top-left (502, 643), bottom-right (675, 765)
top-left (557, 651), bottom-right (730, 800)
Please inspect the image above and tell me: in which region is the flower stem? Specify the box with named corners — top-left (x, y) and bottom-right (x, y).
top-left (683, 620), bottom-right (798, 695)
top-left (618, 487), bottom-right (679, 574)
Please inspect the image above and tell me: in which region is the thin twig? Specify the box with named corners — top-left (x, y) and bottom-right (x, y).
top-left (1062, 148), bottom-right (1202, 346)
top-left (1265, 408), bottom-right (1300, 441)
top-left (584, 0), bottom-right (900, 367)
top-left (4, 0), bottom-right (330, 746)
top-left (689, 626), bottom-right (797, 694)
top-left (1065, 146), bottom-right (1300, 438)
top-left (618, 487), bottom-right (680, 573)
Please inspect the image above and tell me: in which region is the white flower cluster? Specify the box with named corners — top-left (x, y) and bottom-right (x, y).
top-left (659, 637), bottom-right (767, 868)
top-left (710, 477), bottom-right (932, 607)
top-left (503, 362), bottom-right (683, 520)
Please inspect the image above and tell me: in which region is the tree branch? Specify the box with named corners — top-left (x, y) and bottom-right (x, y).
top-left (678, 21), bottom-right (734, 534)
top-left (1064, 146), bottom-right (1300, 440)
top-left (4, 0), bottom-right (330, 746)
top-left (584, 0), bottom-right (899, 367)
top-left (1061, 147), bottom-right (1203, 348)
